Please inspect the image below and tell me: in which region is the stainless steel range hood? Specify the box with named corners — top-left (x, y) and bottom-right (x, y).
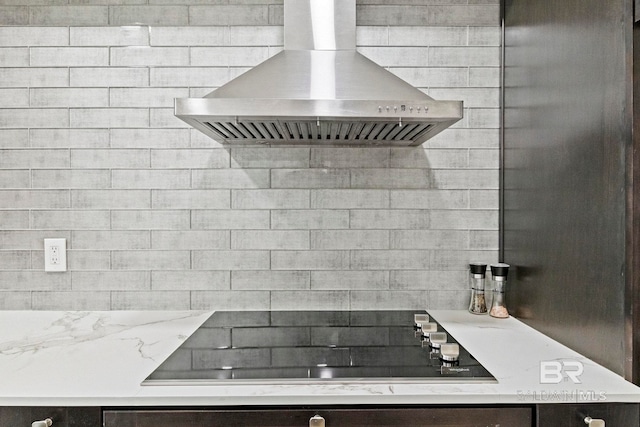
top-left (175, 0), bottom-right (463, 146)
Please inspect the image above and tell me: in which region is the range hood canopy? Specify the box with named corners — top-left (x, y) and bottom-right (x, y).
top-left (175, 0), bottom-right (463, 146)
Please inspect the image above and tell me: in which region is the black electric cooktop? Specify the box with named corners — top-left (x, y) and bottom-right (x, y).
top-left (143, 310), bottom-right (496, 385)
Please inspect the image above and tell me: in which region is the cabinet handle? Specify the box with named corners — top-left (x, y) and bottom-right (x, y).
top-left (31, 419), bottom-right (53, 427)
top-left (584, 416), bottom-right (605, 427)
top-left (309, 414), bottom-right (325, 427)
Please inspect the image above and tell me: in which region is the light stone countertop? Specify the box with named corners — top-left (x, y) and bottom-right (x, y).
top-left (0, 310), bottom-right (638, 407)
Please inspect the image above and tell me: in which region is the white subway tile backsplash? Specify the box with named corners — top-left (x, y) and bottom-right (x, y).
top-left (311, 230), bottom-right (389, 250)
top-left (112, 250), bottom-right (190, 270)
top-left (349, 210), bottom-right (430, 229)
top-left (388, 27), bottom-right (467, 46)
top-left (67, 250), bottom-right (111, 270)
top-left (30, 88), bottom-right (109, 108)
top-left (0, 130), bottom-right (29, 148)
top-left (190, 47), bottom-right (270, 66)
top-left (151, 148), bottom-right (229, 168)
top-left (152, 230), bottom-right (230, 249)
top-left (311, 270), bottom-right (389, 290)
top-left (110, 88), bottom-right (189, 108)
top-left (0, 189), bottom-right (69, 209)
top-left (191, 290), bottom-right (270, 310)
top-left (232, 189), bottom-right (309, 209)
top-left (30, 129), bottom-right (110, 149)
top-left (193, 250), bottom-right (270, 270)
top-left (111, 209), bottom-right (190, 229)
top-left (0, 48), bottom-right (29, 67)
top-left (70, 26), bottom-right (149, 47)
top-left (0, 251), bottom-right (30, 270)
top-left (111, 291), bottom-right (190, 310)
top-left (73, 230), bottom-right (150, 250)
top-left (111, 129), bottom-right (190, 148)
top-left (152, 270), bottom-right (230, 291)
top-left (390, 67), bottom-right (468, 88)
top-left (231, 230), bottom-right (309, 250)
top-left (31, 209), bottom-right (110, 229)
top-left (70, 108), bottom-right (149, 128)
top-left (232, 270), bottom-right (309, 291)
top-left (72, 271), bottom-right (150, 291)
top-left (0, 169), bottom-right (30, 188)
top-left (0, 108), bottom-right (69, 129)
top-left (0, 271), bottom-right (70, 290)
top-left (191, 209), bottom-right (270, 230)
top-left (0, 1), bottom-right (499, 310)
top-left (0, 149), bottom-right (69, 168)
top-left (350, 250), bottom-right (430, 270)
top-left (311, 148), bottom-right (389, 168)
top-left (311, 190), bottom-right (389, 209)
top-left (32, 291), bottom-right (111, 310)
top-left (109, 6), bottom-right (189, 26)
top-left (271, 169), bottom-right (350, 189)
top-left (70, 149), bottom-right (148, 169)
top-left (230, 147), bottom-right (309, 168)
top-left (188, 5), bottom-right (270, 26)
top-left (270, 210), bottom-right (349, 230)
top-left (270, 290), bottom-right (349, 310)
top-left (0, 27), bottom-right (68, 46)
top-left (228, 25), bottom-right (283, 46)
top-left (30, 47), bottom-right (109, 66)
top-left (192, 169), bottom-right (270, 189)
top-left (271, 250), bottom-right (350, 270)
top-left (390, 270), bottom-right (468, 290)
top-left (70, 67), bottom-right (149, 87)
top-left (32, 169), bottom-right (111, 189)
top-left (0, 68), bottom-right (69, 87)
top-left (29, 6), bottom-right (108, 25)
top-left (152, 189), bottom-right (230, 209)
top-left (150, 67), bottom-right (230, 87)
top-left (111, 47), bottom-right (189, 66)
top-left (0, 230), bottom-right (71, 250)
top-left (71, 189), bottom-right (150, 209)
top-left (151, 26), bottom-right (226, 46)
top-left (0, 89), bottom-right (28, 108)
top-left (350, 290), bottom-right (429, 310)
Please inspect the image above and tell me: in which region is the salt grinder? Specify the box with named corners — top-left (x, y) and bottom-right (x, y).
top-left (489, 263), bottom-right (510, 318)
top-left (468, 263), bottom-right (488, 314)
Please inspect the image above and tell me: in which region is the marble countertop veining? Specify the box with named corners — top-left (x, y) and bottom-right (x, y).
top-left (0, 310), bottom-right (638, 406)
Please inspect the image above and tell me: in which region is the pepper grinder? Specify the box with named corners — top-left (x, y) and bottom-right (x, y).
top-left (489, 263), bottom-right (510, 318)
top-left (468, 263), bottom-right (488, 314)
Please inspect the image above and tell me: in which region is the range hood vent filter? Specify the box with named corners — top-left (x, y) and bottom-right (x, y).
top-left (174, 0), bottom-right (463, 147)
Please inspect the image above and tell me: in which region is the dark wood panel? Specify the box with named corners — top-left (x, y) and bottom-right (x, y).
top-left (537, 403), bottom-right (639, 427)
top-left (0, 407), bottom-right (101, 427)
top-left (104, 407), bottom-right (533, 427)
top-left (502, 0), bottom-right (634, 377)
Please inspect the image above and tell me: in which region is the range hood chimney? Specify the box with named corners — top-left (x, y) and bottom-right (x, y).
top-left (174, 0), bottom-right (463, 146)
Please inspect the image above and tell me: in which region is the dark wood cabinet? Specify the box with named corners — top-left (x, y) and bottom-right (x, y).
top-left (103, 406), bottom-right (533, 427)
top-left (0, 407), bottom-right (101, 427)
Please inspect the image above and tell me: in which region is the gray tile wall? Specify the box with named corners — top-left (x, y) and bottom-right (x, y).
top-left (0, 0), bottom-right (500, 311)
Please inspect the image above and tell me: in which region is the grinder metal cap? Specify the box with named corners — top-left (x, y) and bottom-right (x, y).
top-left (490, 263), bottom-right (510, 278)
top-left (469, 263), bottom-right (487, 277)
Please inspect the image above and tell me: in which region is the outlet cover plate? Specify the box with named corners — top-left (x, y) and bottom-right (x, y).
top-left (44, 238), bottom-right (67, 272)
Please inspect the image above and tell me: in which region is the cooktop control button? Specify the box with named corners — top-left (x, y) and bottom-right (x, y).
top-left (420, 322), bottom-right (438, 341)
top-left (440, 343), bottom-right (460, 362)
top-left (429, 332), bottom-right (447, 349)
top-left (413, 313), bottom-right (429, 329)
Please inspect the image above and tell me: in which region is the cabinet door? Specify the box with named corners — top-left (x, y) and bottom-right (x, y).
top-left (104, 407), bottom-right (533, 427)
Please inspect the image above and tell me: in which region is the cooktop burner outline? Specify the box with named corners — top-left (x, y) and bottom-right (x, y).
top-left (143, 310), bottom-right (496, 385)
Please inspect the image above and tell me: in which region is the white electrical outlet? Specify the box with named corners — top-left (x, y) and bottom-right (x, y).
top-left (44, 238), bottom-right (67, 272)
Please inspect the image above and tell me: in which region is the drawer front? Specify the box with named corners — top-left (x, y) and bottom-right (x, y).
top-left (104, 407), bottom-right (533, 427)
